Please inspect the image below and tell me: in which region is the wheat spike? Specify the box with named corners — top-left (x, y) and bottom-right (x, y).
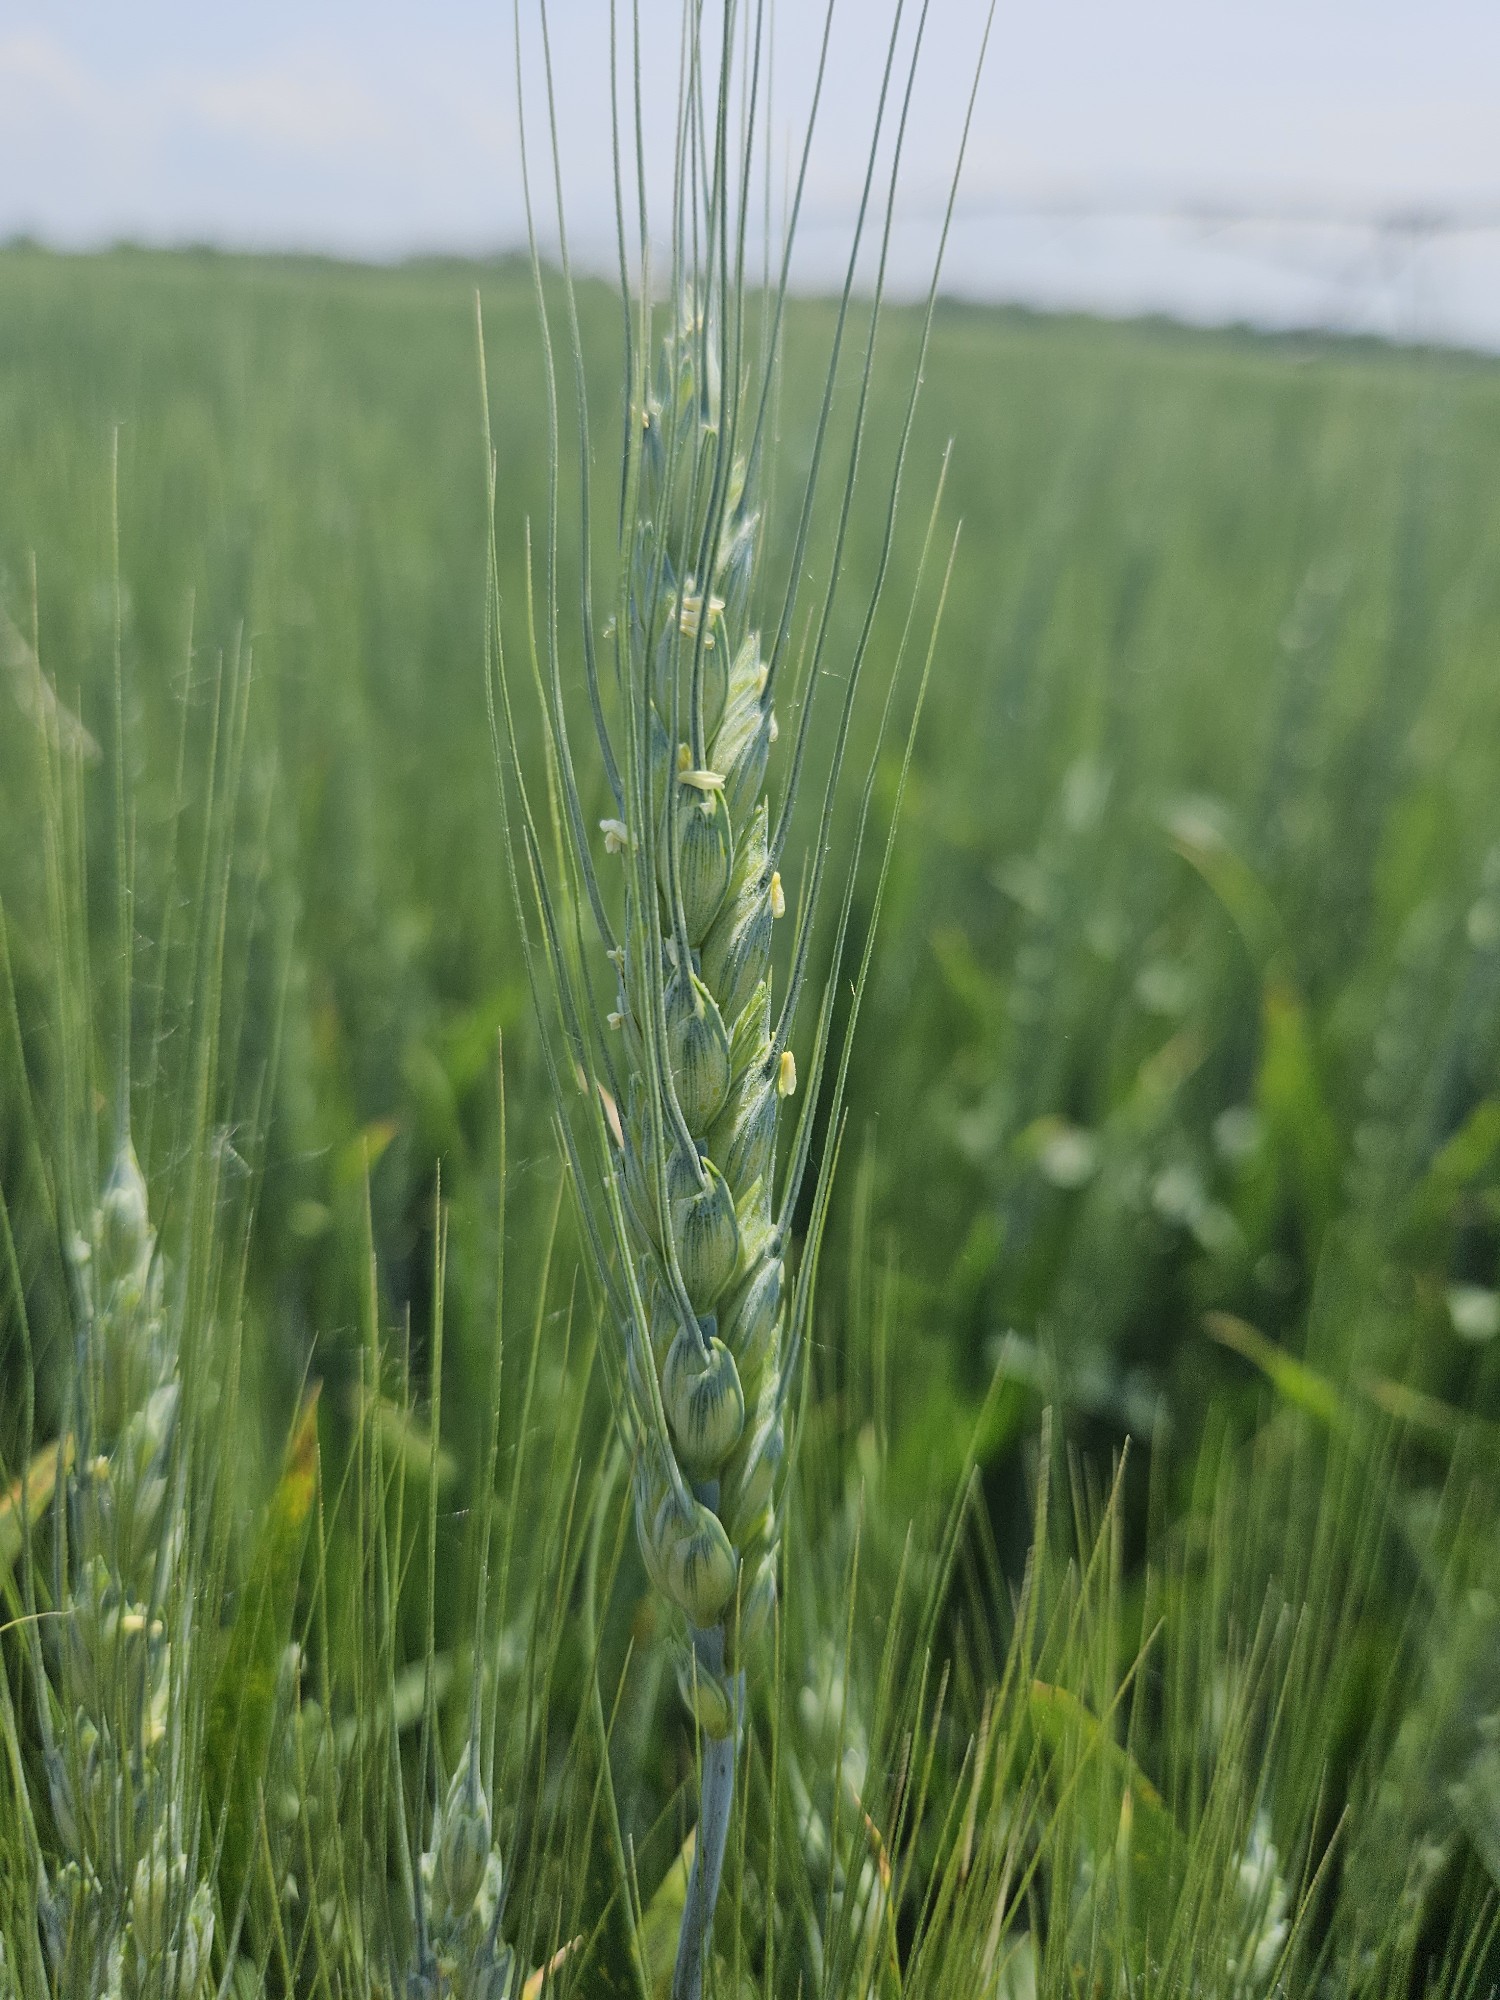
top-left (33, 1137), bottom-right (216, 2000)
top-left (490, 3), bottom-right (986, 1990)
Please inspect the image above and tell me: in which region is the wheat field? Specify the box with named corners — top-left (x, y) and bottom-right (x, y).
top-left (3, 234), bottom-right (1500, 1995)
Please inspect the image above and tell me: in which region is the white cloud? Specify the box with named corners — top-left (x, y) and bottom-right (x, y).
top-left (0, 29), bottom-right (96, 108)
top-left (2, 31), bottom-right (420, 168)
top-left (0, 25), bottom-right (526, 250)
top-left (168, 62), bottom-right (393, 157)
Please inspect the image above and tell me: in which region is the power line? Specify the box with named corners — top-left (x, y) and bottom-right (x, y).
top-left (785, 185), bottom-right (1500, 347)
top-left (797, 187), bottom-right (1500, 238)
top-left (947, 192), bottom-right (1500, 239)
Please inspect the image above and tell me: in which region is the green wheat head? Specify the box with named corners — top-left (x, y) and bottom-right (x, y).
top-left (492, 0), bottom-right (971, 1697)
top-left (606, 285), bottom-right (792, 1720)
top-left (32, 1139), bottom-right (215, 2000)
top-left (488, 1), bottom-right (982, 1990)
top-left (0, 541), bottom-right (263, 2000)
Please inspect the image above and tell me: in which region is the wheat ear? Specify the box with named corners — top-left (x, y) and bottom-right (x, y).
top-left (31, 1137), bottom-right (215, 2000)
top-left (490, 3), bottom-right (986, 1991)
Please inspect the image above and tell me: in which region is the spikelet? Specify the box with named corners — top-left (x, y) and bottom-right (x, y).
top-left (699, 802), bottom-right (775, 1031)
top-left (664, 968), bottom-right (732, 1132)
top-left (662, 1327), bottom-right (746, 1477)
top-left (668, 1156), bottom-right (742, 1313)
top-left (652, 1489), bottom-right (740, 1628)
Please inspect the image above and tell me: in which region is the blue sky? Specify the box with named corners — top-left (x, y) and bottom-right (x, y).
top-left (4, 1), bottom-right (1499, 346)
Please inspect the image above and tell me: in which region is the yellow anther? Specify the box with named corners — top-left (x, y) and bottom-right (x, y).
top-left (675, 744), bottom-right (725, 792)
top-left (769, 872), bottom-right (786, 920)
top-left (678, 580), bottom-right (725, 642)
top-left (776, 1050), bottom-right (797, 1099)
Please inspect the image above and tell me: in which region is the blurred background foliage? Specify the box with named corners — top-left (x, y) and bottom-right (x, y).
top-left (4, 239), bottom-right (1500, 1518)
top-left (3, 244), bottom-right (1500, 1989)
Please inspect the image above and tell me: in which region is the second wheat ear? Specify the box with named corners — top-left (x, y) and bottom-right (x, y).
top-left (34, 1138), bottom-right (216, 2000)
